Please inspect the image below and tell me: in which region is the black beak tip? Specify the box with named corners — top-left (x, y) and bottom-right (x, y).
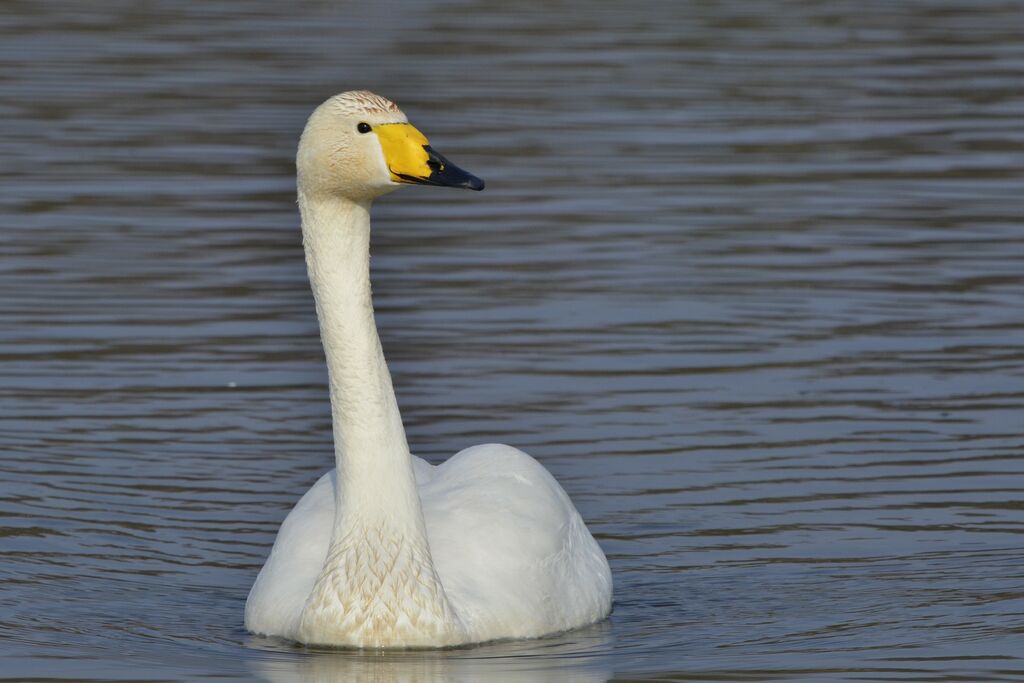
top-left (423, 145), bottom-right (485, 191)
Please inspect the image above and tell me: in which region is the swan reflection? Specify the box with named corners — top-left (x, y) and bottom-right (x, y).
top-left (250, 622), bottom-right (612, 683)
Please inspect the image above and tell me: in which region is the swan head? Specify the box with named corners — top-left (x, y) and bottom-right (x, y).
top-left (297, 90), bottom-right (484, 202)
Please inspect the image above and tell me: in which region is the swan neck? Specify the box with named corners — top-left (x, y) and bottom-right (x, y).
top-left (298, 193), bottom-right (415, 519)
top-left (296, 191), bottom-right (465, 646)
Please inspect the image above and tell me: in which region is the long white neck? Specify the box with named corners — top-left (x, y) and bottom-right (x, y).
top-left (299, 194), bottom-right (413, 515)
top-left (295, 191), bottom-right (464, 647)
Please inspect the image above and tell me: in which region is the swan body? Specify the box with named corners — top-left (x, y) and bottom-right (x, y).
top-left (244, 91), bottom-right (612, 648)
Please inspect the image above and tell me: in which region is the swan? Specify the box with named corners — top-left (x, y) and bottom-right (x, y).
top-left (244, 90), bottom-right (612, 649)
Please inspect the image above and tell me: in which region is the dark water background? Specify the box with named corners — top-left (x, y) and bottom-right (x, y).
top-left (2, 1), bottom-right (1023, 681)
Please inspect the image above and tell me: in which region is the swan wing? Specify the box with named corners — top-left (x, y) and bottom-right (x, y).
top-left (420, 444), bottom-right (612, 641)
top-left (244, 470), bottom-right (335, 639)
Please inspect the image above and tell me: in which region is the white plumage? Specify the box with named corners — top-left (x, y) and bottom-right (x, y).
top-left (244, 91), bottom-right (612, 648)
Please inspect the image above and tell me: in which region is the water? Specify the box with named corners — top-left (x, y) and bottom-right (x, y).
top-left (2, 1), bottom-right (1023, 680)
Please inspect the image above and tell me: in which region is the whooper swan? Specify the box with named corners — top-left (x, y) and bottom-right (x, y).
top-left (244, 91), bottom-right (612, 648)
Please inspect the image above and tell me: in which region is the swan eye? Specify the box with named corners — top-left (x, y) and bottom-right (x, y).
top-left (357, 122), bottom-right (372, 134)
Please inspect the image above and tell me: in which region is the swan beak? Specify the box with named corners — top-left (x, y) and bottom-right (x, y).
top-left (375, 123), bottom-right (485, 191)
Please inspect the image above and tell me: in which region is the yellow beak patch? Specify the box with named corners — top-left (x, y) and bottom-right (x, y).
top-left (372, 122), bottom-right (484, 191)
top-left (374, 123), bottom-right (433, 183)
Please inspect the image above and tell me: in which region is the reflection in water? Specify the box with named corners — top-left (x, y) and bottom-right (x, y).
top-left (252, 626), bottom-right (612, 683)
top-left (1, 0), bottom-right (1023, 681)
top-left (256, 654), bottom-right (608, 683)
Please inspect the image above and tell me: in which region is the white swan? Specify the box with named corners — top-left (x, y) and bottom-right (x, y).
top-left (244, 91), bottom-right (612, 649)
